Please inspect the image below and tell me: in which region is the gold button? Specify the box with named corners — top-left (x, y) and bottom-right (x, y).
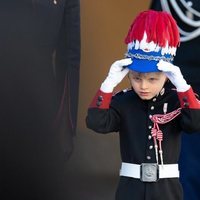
top-left (98, 95), bottom-right (103, 101)
top-left (148, 135), bottom-right (152, 140)
top-left (151, 106), bottom-right (154, 110)
top-left (147, 156), bottom-right (151, 160)
top-left (148, 125), bottom-right (152, 129)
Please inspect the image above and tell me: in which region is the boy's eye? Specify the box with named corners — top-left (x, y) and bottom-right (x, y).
top-left (149, 77), bottom-right (157, 81)
top-left (133, 77), bottom-right (141, 81)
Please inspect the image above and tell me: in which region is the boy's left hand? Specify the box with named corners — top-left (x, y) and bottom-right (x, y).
top-left (157, 60), bottom-right (190, 92)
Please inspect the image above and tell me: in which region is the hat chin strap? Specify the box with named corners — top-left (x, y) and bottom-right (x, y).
top-left (125, 52), bottom-right (174, 63)
top-left (125, 48), bottom-right (174, 63)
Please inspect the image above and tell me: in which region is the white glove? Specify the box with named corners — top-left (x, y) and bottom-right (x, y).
top-left (100, 58), bottom-right (132, 93)
top-left (157, 60), bottom-right (190, 92)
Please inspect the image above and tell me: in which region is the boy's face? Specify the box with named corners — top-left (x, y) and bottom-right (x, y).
top-left (128, 70), bottom-right (167, 100)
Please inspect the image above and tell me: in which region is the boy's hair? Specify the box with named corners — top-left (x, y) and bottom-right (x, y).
top-left (125, 10), bottom-right (180, 49)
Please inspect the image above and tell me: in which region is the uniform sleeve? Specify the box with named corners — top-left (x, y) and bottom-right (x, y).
top-left (86, 90), bottom-right (121, 133)
top-left (178, 87), bottom-right (200, 133)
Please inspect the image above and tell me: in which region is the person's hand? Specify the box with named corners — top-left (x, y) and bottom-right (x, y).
top-left (157, 60), bottom-right (190, 92)
top-left (100, 58), bottom-right (132, 93)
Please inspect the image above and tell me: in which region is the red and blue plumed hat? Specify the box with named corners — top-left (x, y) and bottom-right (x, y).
top-left (125, 10), bottom-right (180, 73)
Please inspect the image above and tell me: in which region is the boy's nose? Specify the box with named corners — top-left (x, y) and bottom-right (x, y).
top-left (140, 80), bottom-right (148, 89)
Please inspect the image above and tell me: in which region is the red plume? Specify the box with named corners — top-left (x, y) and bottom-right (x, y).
top-left (125, 10), bottom-right (180, 48)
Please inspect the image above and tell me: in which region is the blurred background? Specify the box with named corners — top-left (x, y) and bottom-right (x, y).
top-left (65, 1), bottom-right (150, 200)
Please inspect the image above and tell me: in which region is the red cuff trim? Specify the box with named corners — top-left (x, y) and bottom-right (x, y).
top-left (177, 87), bottom-right (200, 109)
top-left (89, 89), bottom-right (113, 109)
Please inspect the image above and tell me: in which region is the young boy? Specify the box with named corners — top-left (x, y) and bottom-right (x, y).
top-left (86, 10), bottom-right (200, 200)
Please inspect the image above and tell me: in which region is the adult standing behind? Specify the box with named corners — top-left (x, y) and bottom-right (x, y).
top-left (0, 0), bottom-right (80, 200)
top-left (150, 1), bottom-right (200, 199)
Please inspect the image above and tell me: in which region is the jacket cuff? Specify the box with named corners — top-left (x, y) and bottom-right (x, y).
top-left (89, 89), bottom-right (113, 109)
top-left (177, 87), bottom-right (200, 109)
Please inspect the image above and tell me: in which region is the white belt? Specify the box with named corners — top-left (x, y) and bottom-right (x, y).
top-left (120, 162), bottom-right (179, 182)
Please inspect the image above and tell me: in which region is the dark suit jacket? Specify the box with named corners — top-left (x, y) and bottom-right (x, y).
top-left (0, 1), bottom-right (80, 199)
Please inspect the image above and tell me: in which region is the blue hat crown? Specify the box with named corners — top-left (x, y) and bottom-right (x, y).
top-left (125, 48), bottom-right (174, 73)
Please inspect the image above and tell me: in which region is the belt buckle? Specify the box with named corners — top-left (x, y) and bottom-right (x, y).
top-left (140, 163), bottom-right (159, 182)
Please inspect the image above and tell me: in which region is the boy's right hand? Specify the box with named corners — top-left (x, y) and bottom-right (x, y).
top-left (100, 58), bottom-right (132, 93)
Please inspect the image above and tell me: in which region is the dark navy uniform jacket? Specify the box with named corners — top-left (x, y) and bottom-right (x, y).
top-left (86, 83), bottom-right (200, 200)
